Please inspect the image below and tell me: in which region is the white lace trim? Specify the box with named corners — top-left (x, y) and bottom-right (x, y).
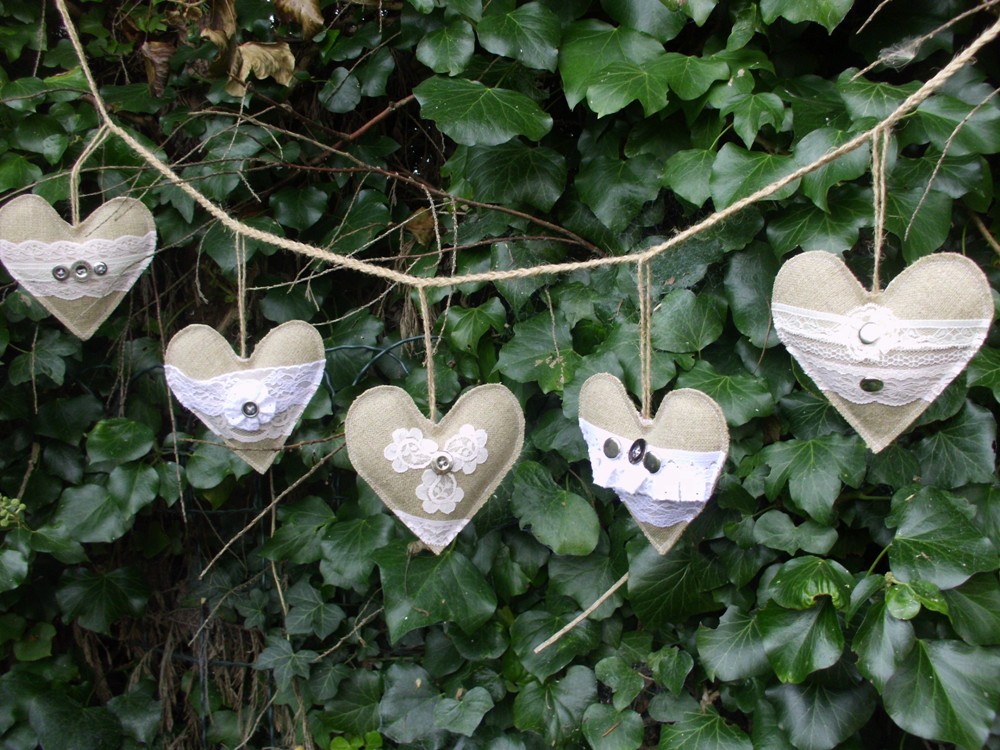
top-left (164, 360), bottom-right (325, 442)
top-left (0, 233), bottom-right (155, 300)
top-left (579, 418), bottom-right (725, 524)
top-left (772, 302), bottom-right (990, 405)
top-left (394, 508), bottom-right (469, 549)
top-left (382, 424), bottom-right (488, 515)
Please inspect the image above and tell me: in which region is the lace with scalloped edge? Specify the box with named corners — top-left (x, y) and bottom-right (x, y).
top-left (0, 233), bottom-right (156, 300)
top-left (164, 360), bottom-right (324, 443)
top-left (772, 302), bottom-right (991, 405)
top-left (579, 418), bottom-right (726, 522)
top-left (393, 508), bottom-right (469, 549)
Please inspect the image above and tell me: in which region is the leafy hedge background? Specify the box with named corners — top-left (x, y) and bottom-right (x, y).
top-left (1, 0), bottom-right (999, 748)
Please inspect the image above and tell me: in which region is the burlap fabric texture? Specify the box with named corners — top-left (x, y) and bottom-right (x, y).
top-left (164, 320), bottom-right (326, 473)
top-left (0, 195), bottom-right (156, 340)
top-left (771, 251), bottom-right (993, 452)
top-left (578, 373), bottom-right (729, 555)
top-left (346, 384), bottom-right (525, 554)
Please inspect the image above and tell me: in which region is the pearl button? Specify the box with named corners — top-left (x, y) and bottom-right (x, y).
top-left (432, 452), bottom-right (453, 475)
top-left (72, 261), bottom-right (91, 280)
top-left (241, 401), bottom-right (259, 417)
top-left (52, 265), bottom-right (69, 281)
top-left (858, 322), bottom-right (882, 344)
top-left (93, 262), bottom-right (108, 276)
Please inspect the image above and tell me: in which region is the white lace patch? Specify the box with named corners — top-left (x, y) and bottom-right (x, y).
top-left (772, 302), bottom-right (991, 406)
top-left (0, 233), bottom-right (156, 300)
top-left (580, 418), bottom-right (726, 526)
top-left (382, 424), bottom-right (488, 515)
top-left (394, 508), bottom-right (470, 549)
top-left (164, 360), bottom-right (324, 442)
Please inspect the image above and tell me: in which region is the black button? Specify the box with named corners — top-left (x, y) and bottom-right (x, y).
top-left (628, 438), bottom-right (646, 464)
top-left (603, 438), bottom-right (620, 459)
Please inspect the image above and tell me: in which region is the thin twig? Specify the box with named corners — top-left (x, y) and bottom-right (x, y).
top-left (533, 573), bottom-right (629, 654)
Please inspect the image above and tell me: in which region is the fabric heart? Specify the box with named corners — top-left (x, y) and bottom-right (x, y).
top-left (0, 194), bottom-right (156, 340)
top-left (771, 251), bottom-right (993, 453)
top-left (346, 385), bottom-right (525, 554)
top-left (164, 321), bottom-right (326, 473)
top-left (579, 373), bottom-right (729, 555)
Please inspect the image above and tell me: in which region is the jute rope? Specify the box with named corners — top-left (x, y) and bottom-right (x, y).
top-left (636, 260), bottom-right (653, 419)
top-left (870, 127), bottom-right (891, 293)
top-left (49, 0), bottom-right (1000, 292)
top-left (68, 124), bottom-right (109, 225)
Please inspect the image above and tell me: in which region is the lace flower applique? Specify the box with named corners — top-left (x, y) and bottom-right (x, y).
top-left (223, 379), bottom-right (277, 431)
top-left (383, 424), bottom-right (489, 515)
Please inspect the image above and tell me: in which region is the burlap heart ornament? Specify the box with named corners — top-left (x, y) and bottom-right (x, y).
top-left (346, 385), bottom-right (525, 554)
top-left (771, 251), bottom-right (993, 453)
top-left (0, 194), bottom-right (156, 340)
top-left (579, 373), bottom-right (729, 555)
top-left (164, 321), bottom-right (326, 473)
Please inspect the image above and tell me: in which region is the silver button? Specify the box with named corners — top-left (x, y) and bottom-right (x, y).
top-left (72, 261), bottom-right (91, 280)
top-left (52, 265), bottom-right (69, 281)
top-left (93, 262), bottom-right (108, 276)
top-left (603, 438), bottom-right (620, 459)
top-left (241, 401), bottom-right (259, 417)
top-left (432, 452), bottom-right (453, 474)
top-left (628, 439), bottom-right (646, 464)
top-left (858, 322), bottom-right (882, 344)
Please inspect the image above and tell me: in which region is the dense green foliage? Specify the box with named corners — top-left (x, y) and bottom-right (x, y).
top-left (0, 0), bottom-right (999, 748)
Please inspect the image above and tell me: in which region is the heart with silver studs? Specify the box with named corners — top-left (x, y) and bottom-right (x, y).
top-left (0, 195), bottom-right (157, 340)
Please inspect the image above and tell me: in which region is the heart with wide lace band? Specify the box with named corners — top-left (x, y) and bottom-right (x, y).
top-left (0, 194), bottom-right (156, 340)
top-left (164, 320), bottom-right (326, 473)
top-left (578, 373), bottom-right (729, 555)
top-left (346, 384), bottom-right (524, 554)
top-left (771, 251), bottom-right (993, 453)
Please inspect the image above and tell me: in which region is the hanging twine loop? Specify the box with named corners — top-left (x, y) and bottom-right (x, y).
top-left (235, 233), bottom-right (248, 358)
top-left (68, 125), bottom-right (110, 225)
top-left (636, 260), bottom-right (654, 420)
top-left (417, 287), bottom-right (437, 422)
top-left (870, 126), bottom-right (892, 293)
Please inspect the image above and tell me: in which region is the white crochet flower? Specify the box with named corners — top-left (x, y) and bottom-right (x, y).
top-left (443, 424), bottom-right (489, 474)
top-left (416, 469), bottom-right (464, 514)
top-left (223, 379), bottom-right (276, 431)
top-left (384, 428), bottom-right (437, 473)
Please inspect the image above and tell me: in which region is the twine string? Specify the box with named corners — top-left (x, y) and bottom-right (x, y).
top-left (636, 260), bottom-right (653, 419)
top-left (417, 286), bottom-right (436, 422)
top-left (236, 233), bottom-right (248, 358)
top-left (68, 124), bottom-right (109, 225)
top-left (871, 127), bottom-right (891, 293)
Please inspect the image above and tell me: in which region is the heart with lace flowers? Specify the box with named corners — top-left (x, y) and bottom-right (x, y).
top-left (0, 195), bottom-right (156, 340)
top-left (164, 321), bottom-right (326, 473)
top-left (771, 251), bottom-right (993, 453)
top-left (579, 373), bottom-right (729, 555)
top-left (346, 385), bottom-right (525, 554)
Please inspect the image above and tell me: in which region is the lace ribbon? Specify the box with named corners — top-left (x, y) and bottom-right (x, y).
top-left (772, 302), bottom-right (990, 405)
top-left (580, 418), bottom-right (725, 525)
top-left (394, 508), bottom-right (470, 549)
top-left (164, 360), bottom-right (324, 442)
top-left (0, 233), bottom-right (156, 300)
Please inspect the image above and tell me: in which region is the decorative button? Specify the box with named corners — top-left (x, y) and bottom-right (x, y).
top-left (241, 401), bottom-right (259, 417)
top-left (628, 438), bottom-right (646, 464)
top-left (72, 261), bottom-right (91, 280)
top-left (643, 452), bottom-right (660, 474)
top-left (93, 262), bottom-right (108, 276)
top-left (432, 452), bottom-right (453, 475)
top-left (858, 322), bottom-right (882, 344)
top-left (860, 378), bottom-right (884, 393)
top-left (52, 265), bottom-right (69, 281)
top-left (603, 438), bottom-right (620, 459)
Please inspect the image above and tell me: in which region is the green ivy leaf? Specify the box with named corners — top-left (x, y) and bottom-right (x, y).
top-left (967, 346), bottom-right (1000, 403)
top-left (476, 2), bottom-right (561, 71)
top-left (260, 496), bottom-right (336, 565)
top-left (603, 0), bottom-right (687, 42)
top-left (12, 114), bottom-right (69, 165)
top-left (722, 92), bottom-right (785, 148)
top-left (513, 665), bottom-right (596, 745)
top-left (434, 685), bottom-right (493, 737)
top-left (883, 639), bottom-right (1000, 750)
top-left (28, 694), bottom-right (123, 750)
top-left (916, 93), bottom-right (1000, 156)
top-left (753, 511), bottom-right (838, 555)
top-left (464, 142), bottom-right (567, 212)
top-left (696, 606), bottom-right (770, 682)
top-left (0, 548), bottom-right (28, 594)
top-left (107, 684), bottom-right (162, 745)
top-left (648, 646), bottom-right (694, 694)
top-left (651, 290), bottom-right (727, 353)
top-left (319, 68), bottom-right (362, 112)
top-left (324, 672), bottom-right (382, 735)
top-left (760, 433), bottom-right (866, 524)
top-left (765, 671), bottom-right (876, 750)
top-left (55, 567), bottom-right (148, 635)
top-left (662, 148), bottom-right (715, 206)
top-left (657, 709), bottom-right (752, 750)
top-left (628, 542), bottom-right (725, 625)
top-left (416, 18), bottom-right (474, 75)
top-left (795, 128), bottom-right (870, 211)
top-left (510, 461), bottom-right (600, 556)
top-left (595, 656), bottom-right (645, 711)
top-left (87, 418), bottom-right (155, 465)
top-left (582, 704), bottom-right (643, 750)
top-left (884, 186), bottom-right (952, 262)
top-left (549, 550), bottom-right (625, 620)
top-left (724, 245), bottom-right (780, 348)
top-left (887, 486), bottom-right (997, 590)
top-left (768, 556), bottom-right (854, 610)
top-left (576, 152), bottom-right (660, 232)
top-left (0, 153), bottom-right (43, 192)
top-left (758, 600), bottom-right (844, 684)
top-left (253, 635), bottom-right (317, 689)
top-left (912, 402), bottom-right (997, 488)
top-left (497, 311), bottom-right (579, 393)
top-left (380, 663), bottom-right (445, 746)
top-left (284, 579), bottom-right (345, 639)
top-left (373, 542), bottom-right (497, 642)
top-left (675, 360), bottom-right (774, 427)
top-left (413, 76), bottom-right (553, 145)
top-left (759, 0), bottom-right (851, 32)
top-left (766, 188), bottom-right (871, 255)
top-left (511, 608), bottom-right (600, 681)
top-left (853, 595), bottom-right (916, 691)
top-left (585, 59), bottom-right (670, 117)
top-left (942, 573), bottom-right (1000, 646)
top-left (658, 52), bottom-right (729, 100)
top-left (710, 143), bottom-right (800, 209)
